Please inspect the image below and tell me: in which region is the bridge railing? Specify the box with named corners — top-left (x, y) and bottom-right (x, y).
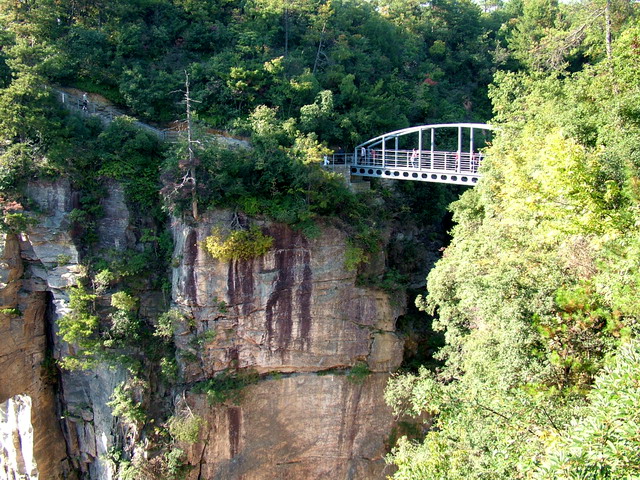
top-left (323, 153), bottom-right (355, 166)
top-left (355, 149), bottom-right (482, 174)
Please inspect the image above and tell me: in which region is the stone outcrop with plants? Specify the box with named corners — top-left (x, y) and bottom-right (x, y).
top-left (0, 177), bottom-right (417, 479)
top-left (170, 210), bottom-right (405, 477)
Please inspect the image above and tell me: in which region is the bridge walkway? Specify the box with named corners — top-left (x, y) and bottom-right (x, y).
top-left (324, 123), bottom-right (492, 186)
top-left (324, 150), bottom-right (482, 186)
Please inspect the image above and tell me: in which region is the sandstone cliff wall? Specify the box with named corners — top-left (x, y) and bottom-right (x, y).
top-left (0, 180), bottom-right (132, 479)
top-left (1, 181), bottom-right (407, 480)
top-left (171, 211), bottom-right (404, 478)
top-left (0, 180), bottom-right (79, 479)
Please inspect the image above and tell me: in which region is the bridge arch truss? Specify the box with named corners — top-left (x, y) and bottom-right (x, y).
top-left (349, 123), bottom-right (493, 186)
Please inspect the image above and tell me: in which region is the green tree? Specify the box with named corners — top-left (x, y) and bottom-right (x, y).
top-left (535, 341), bottom-right (640, 479)
top-left (386, 14), bottom-right (640, 478)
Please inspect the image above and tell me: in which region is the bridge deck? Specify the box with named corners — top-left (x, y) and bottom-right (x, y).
top-left (324, 149), bottom-right (482, 186)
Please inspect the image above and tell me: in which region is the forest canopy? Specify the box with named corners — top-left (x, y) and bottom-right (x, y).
top-left (2, 0), bottom-right (640, 478)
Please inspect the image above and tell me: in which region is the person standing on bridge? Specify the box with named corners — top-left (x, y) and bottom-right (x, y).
top-left (82, 92), bottom-right (88, 111)
top-left (410, 148), bottom-right (418, 168)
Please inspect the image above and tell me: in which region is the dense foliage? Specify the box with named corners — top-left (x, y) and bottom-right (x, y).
top-left (5, 0), bottom-right (640, 478)
top-left (203, 225), bottom-right (274, 261)
top-left (0, 0), bottom-right (500, 139)
top-left (386, 2), bottom-right (640, 478)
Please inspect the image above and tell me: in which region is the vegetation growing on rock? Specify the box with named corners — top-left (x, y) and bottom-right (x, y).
top-left (203, 225), bottom-right (274, 261)
top-left (3, 0), bottom-right (640, 478)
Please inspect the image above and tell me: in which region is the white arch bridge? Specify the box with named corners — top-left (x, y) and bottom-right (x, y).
top-left (325, 123), bottom-right (493, 186)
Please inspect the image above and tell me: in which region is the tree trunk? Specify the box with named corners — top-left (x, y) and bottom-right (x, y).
top-left (605, 0), bottom-right (612, 61)
top-left (313, 23), bottom-right (326, 75)
top-left (184, 72), bottom-right (198, 220)
top-left (284, 5), bottom-right (289, 57)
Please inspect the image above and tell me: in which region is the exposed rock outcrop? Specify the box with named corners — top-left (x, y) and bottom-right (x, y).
top-left (0, 180), bottom-right (131, 479)
top-left (172, 212), bottom-right (404, 377)
top-left (172, 211), bottom-right (405, 478)
top-left (0, 395), bottom-right (38, 480)
top-left (183, 374), bottom-right (396, 480)
top-left (0, 222), bottom-right (70, 479)
top-left (1, 180), bottom-right (408, 480)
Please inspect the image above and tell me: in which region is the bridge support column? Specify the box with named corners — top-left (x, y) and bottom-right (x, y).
top-left (382, 137), bottom-right (386, 168)
top-left (457, 125), bottom-right (462, 173)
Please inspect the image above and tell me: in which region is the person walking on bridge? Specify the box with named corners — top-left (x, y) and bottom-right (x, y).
top-left (410, 148), bottom-right (418, 168)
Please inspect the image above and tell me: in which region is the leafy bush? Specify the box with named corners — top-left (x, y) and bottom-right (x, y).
top-left (344, 243), bottom-right (368, 272)
top-left (115, 449), bottom-right (188, 480)
top-left (347, 361), bottom-right (371, 384)
top-left (96, 117), bottom-right (164, 215)
top-left (57, 284), bottom-right (100, 370)
top-left (154, 309), bottom-right (184, 340)
top-left (55, 253), bottom-right (72, 266)
top-left (160, 357), bottom-right (179, 383)
top-left (111, 291), bottom-right (138, 312)
top-left (106, 291), bottom-right (142, 343)
top-left (167, 413), bottom-right (204, 444)
top-left (93, 269), bottom-right (116, 293)
top-left (164, 448), bottom-right (188, 479)
top-left (203, 226), bottom-right (273, 261)
top-left (534, 340), bottom-right (640, 479)
top-left (107, 381), bottom-right (146, 425)
top-left (1, 211), bottom-right (37, 233)
top-left (108, 310), bottom-right (142, 342)
top-left (192, 369), bottom-right (259, 405)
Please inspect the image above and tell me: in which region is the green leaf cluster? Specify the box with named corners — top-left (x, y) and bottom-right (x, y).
top-left (346, 361), bottom-right (371, 384)
top-left (107, 380), bottom-right (147, 425)
top-left (535, 340), bottom-right (640, 479)
top-left (344, 243), bottom-right (368, 272)
top-left (57, 284), bottom-right (100, 370)
top-left (192, 369), bottom-right (259, 405)
top-left (0, 0), bottom-right (502, 142)
top-left (167, 413), bottom-right (205, 444)
top-left (203, 226), bottom-right (274, 262)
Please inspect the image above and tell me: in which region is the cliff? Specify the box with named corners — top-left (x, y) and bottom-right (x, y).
top-left (0, 180), bottom-right (78, 479)
top-left (172, 211), bottom-right (404, 478)
top-left (0, 180), bottom-right (408, 479)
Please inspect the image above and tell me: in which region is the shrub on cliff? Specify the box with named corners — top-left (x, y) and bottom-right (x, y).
top-left (167, 413), bottom-right (204, 444)
top-left (57, 284), bottom-right (100, 370)
top-left (108, 380), bottom-right (147, 425)
top-left (192, 369), bottom-right (259, 405)
top-left (203, 226), bottom-right (273, 261)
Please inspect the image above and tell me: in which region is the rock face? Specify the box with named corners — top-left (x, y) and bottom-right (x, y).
top-left (172, 211), bottom-right (404, 478)
top-left (183, 375), bottom-right (397, 480)
top-left (0, 395), bottom-right (38, 479)
top-left (1, 180), bottom-right (407, 480)
top-left (0, 180), bottom-right (132, 480)
top-left (173, 212), bottom-right (404, 377)
top-left (0, 183), bottom-right (73, 480)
